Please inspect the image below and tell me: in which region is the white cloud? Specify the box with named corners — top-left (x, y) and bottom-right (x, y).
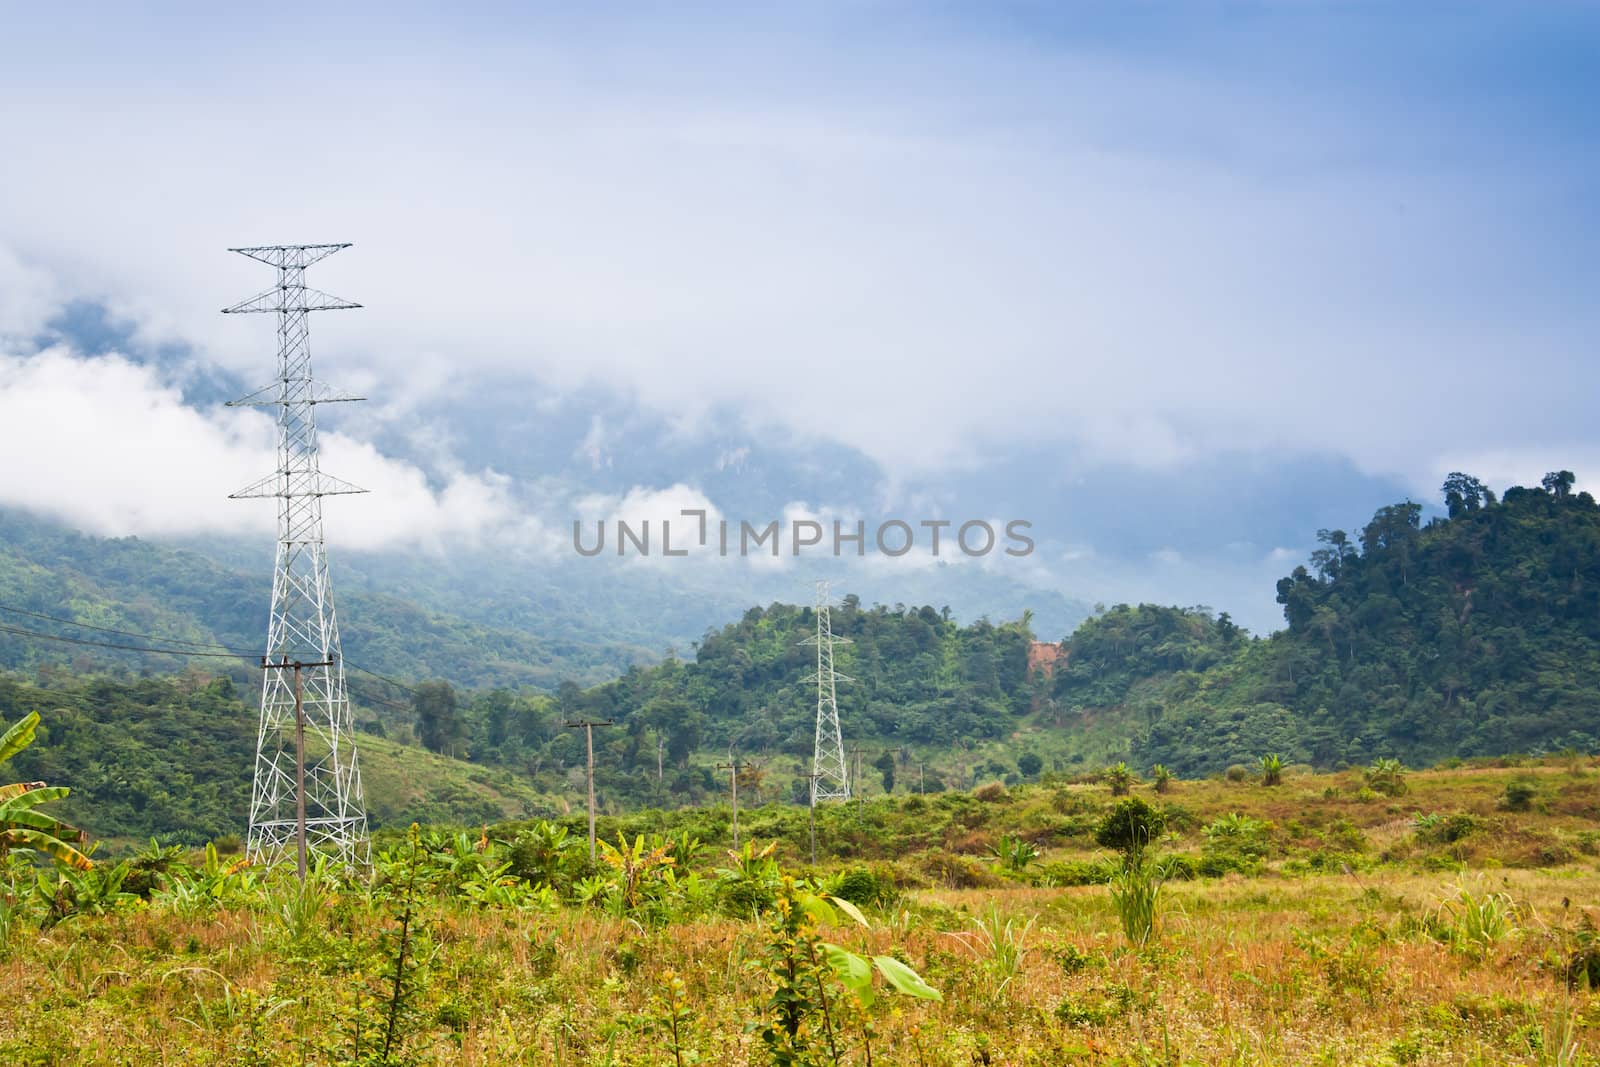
top-left (570, 483), bottom-right (725, 564)
top-left (575, 414), bottom-right (611, 471)
top-left (0, 247), bottom-right (60, 349)
top-left (0, 347), bottom-right (535, 552)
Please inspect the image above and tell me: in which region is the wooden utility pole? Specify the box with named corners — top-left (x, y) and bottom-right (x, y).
top-left (260, 657), bottom-right (333, 882)
top-left (564, 719), bottom-right (614, 860)
top-left (805, 772), bottom-right (823, 865)
top-left (716, 758), bottom-right (741, 850)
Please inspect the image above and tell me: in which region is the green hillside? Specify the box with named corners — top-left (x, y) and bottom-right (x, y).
top-left (0, 671), bottom-right (555, 848)
top-left (0, 508), bottom-right (657, 691)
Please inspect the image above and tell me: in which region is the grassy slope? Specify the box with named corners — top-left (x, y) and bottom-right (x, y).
top-left (357, 733), bottom-right (561, 829)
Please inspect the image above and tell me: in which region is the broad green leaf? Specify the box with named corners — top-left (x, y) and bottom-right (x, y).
top-left (0, 785), bottom-right (70, 813)
top-left (797, 891), bottom-right (838, 929)
top-left (821, 941), bottom-right (874, 1007)
top-left (0, 712), bottom-right (40, 766)
top-left (0, 781), bottom-right (43, 802)
top-left (872, 955), bottom-right (941, 1001)
top-left (0, 827), bottom-right (91, 870)
top-left (829, 896), bottom-right (871, 928)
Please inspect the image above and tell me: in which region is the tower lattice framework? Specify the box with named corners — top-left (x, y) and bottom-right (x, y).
top-left (803, 580), bottom-right (852, 801)
top-left (223, 243), bottom-right (369, 870)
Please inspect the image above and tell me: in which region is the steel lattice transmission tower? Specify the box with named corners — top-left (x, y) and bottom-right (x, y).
top-left (223, 243), bottom-right (370, 871)
top-left (803, 580), bottom-right (852, 802)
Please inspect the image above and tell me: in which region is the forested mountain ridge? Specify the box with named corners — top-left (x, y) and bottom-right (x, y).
top-left (1112, 472), bottom-right (1600, 772)
top-left (0, 508), bottom-right (657, 689)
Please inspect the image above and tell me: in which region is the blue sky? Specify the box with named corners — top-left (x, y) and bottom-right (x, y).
top-left (0, 3), bottom-right (1596, 635)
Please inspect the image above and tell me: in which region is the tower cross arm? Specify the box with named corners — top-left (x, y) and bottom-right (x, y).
top-left (222, 286), bottom-right (362, 315)
top-left (228, 243), bottom-right (352, 268)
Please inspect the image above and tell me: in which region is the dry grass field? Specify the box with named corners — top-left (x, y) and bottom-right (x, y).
top-left (2, 760), bottom-right (1597, 1065)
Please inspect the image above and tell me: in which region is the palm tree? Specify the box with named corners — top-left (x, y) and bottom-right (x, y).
top-left (1151, 765), bottom-right (1174, 794)
top-left (1365, 758), bottom-right (1408, 797)
top-left (0, 712), bottom-right (91, 869)
top-left (1104, 761), bottom-right (1137, 796)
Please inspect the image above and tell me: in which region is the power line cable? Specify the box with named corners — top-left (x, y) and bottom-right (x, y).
top-left (345, 661), bottom-right (418, 695)
top-left (0, 603), bottom-right (257, 654)
top-left (0, 602), bottom-right (418, 696)
top-left (0, 621), bottom-right (254, 660)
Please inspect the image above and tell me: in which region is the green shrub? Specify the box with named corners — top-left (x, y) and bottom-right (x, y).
top-left (973, 781), bottom-right (1010, 803)
top-left (1414, 812), bottom-right (1478, 845)
top-left (918, 851), bottom-right (1002, 889)
top-left (1565, 922), bottom-right (1600, 991)
top-left (1094, 798), bottom-right (1165, 858)
top-left (1430, 882), bottom-right (1518, 956)
top-left (1052, 943), bottom-right (1104, 975)
top-left (1225, 764), bottom-right (1250, 783)
top-left (1055, 985), bottom-right (1137, 1027)
top-left (1501, 777), bottom-right (1539, 812)
top-left (1037, 858), bottom-right (1119, 887)
top-left (1196, 852), bottom-right (1260, 877)
top-left (1202, 813), bottom-right (1270, 856)
top-left (1050, 789), bottom-right (1095, 816)
top-left (1154, 854), bottom-right (1197, 881)
top-left (829, 864), bottom-right (899, 908)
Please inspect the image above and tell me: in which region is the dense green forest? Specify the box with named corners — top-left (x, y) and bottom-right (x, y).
top-left (1064, 472), bottom-right (1600, 773)
top-left (383, 601), bottom-right (1040, 812)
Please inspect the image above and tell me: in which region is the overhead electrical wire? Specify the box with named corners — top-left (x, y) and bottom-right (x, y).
top-left (0, 604), bottom-right (258, 654)
top-left (0, 620), bottom-right (251, 660)
top-left (0, 603), bottom-right (420, 705)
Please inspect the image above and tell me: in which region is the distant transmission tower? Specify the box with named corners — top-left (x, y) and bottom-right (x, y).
top-left (803, 580), bottom-right (852, 801)
top-left (223, 243), bottom-right (369, 871)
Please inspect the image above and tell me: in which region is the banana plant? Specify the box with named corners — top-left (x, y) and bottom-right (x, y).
top-left (0, 713), bottom-right (91, 870)
top-left (597, 832), bottom-right (675, 910)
